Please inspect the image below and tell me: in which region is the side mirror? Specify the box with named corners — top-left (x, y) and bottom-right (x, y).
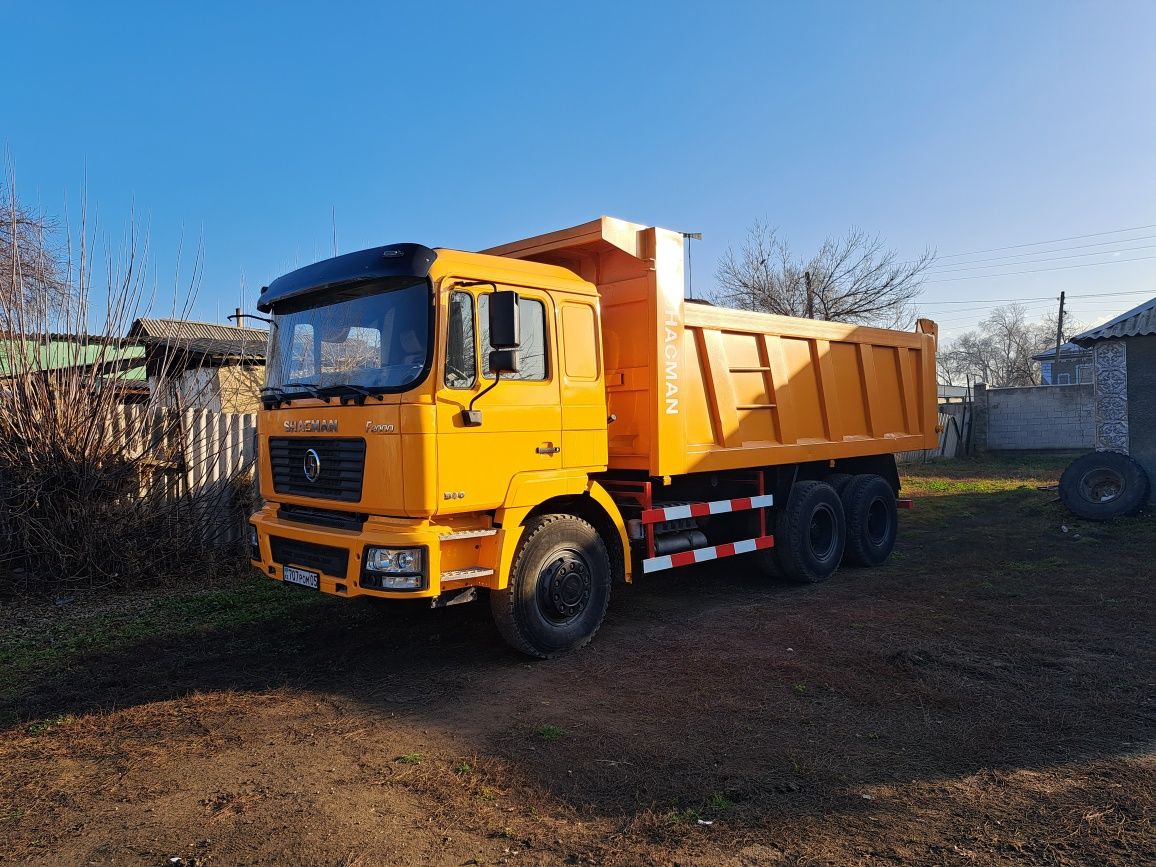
top-left (461, 290), bottom-right (521, 429)
top-left (488, 290), bottom-right (520, 349)
top-left (488, 349), bottom-right (519, 375)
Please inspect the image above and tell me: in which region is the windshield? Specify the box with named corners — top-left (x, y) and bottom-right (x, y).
top-left (266, 277), bottom-right (431, 394)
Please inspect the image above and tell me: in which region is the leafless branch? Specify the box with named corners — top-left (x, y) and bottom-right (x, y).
top-left (712, 222), bottom-right (934, 328)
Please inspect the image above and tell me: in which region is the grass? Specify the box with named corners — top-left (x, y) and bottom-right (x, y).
top-left (0, 574), bottom-right (331, 719)
top-left (535, 724), bottom-right (565, 742)
top-left (24, 714), bottom-right (75, 735)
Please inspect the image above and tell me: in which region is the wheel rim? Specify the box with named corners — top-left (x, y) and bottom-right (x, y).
top-left (536, 549), bottom-right (593, 624)
top-left (1079, 467), bottom-right (1125, 504)
top-left (808, 503), bottom-right (838, 560)
top-left (866, 497), bottom-right (889, 545)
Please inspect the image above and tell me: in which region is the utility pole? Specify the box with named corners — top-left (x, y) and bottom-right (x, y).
top-left (1053, 291), bottom-right (1066, 378)
top-left (804, 271), bottom-right (814, 319)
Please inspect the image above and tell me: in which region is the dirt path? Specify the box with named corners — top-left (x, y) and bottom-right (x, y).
top-left (2, 459), bottom-right (1153, 865)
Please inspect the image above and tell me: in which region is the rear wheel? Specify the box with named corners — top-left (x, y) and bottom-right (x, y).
top-left (490, 514), bottom-right (611, 658)
top-left (824, 472), bottom-right (854, 494)
top-left (773, 481), bottom-right (847, 584)
top-left (841, 474), bottom-right (898, 567)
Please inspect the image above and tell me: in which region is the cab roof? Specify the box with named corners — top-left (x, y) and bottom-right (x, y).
top-left (257, 242), bottom-right (595, 312)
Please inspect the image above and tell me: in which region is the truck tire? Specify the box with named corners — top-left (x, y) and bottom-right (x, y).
top-left (1059, 451), bottom-right (1149, 520)
top-left (490, 514), bottom-right (612, 658)
top-left (774, 481), bottom-right (846, 584)
top-left (824, 472), bottom-right (854, 494)
top-left (841, 474), bottom-right (898, 567)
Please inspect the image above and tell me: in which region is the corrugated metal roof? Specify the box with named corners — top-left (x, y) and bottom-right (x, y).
top-left (129, 318), bottom-right (268, 343)
top-left (1031, 341), bottom-right (1092, 361)
top-left (1071, 296), bottom-right (1156, 345)
top-left (129, 318), bottom-right (268, 359)
top-left (0, 336), bottom-right (147, 379)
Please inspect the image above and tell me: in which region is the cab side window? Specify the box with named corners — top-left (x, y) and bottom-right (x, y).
top-left (480, 294), bottom-right (549, 382)
top-left (444, 291), bottom-right (477, 389)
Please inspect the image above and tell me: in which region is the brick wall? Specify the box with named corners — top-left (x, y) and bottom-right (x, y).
top-left (974, 383), bottom-right (1094, 451)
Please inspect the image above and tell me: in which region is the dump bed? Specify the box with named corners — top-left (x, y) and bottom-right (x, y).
top-left (485, 217), bottom-right (940, 478)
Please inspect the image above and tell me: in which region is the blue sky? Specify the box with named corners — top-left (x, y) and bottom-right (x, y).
top-left (6, 1), bottom-right (1156, 338)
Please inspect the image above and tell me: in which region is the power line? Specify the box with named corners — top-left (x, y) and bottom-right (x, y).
top-left (934, 222), bottom-right (1156, 260)
top-left (923, 254), bottom-right (1156, 283)
top-left (924, 233), bottom-right (1156, 269)
top-left (928, 303), bottom-right (1058, 327)
top-left (919, 300), bottom-right (1058, 317)
top-left (915, 288), bottom-right (1154, 306)
top-left (926, 240), bottom-right (1156, 274)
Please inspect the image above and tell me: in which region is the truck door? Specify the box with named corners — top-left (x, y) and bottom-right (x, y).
top-left (436, 284), bottom-right (562, 513)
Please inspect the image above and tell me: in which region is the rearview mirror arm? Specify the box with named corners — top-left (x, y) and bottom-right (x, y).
top-left (461, 371), bottom-right (502, 427)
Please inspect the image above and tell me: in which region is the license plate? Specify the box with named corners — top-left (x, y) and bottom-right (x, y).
top-left (283, 565), bottom-right (320, 590)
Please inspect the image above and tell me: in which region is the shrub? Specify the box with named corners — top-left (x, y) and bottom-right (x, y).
top-left (0, 181), bottom-right (252, 592)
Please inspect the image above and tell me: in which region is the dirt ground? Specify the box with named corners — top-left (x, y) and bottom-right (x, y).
top-left (1, 456), bottom-right (1153, 866)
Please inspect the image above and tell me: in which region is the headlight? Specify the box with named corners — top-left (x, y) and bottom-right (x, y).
top-left (363, 546), bottom-right (425, 590)
top-left (365, 547), bottom-right (423, 575)
top-left (249, 524), bottom-right (260, 560)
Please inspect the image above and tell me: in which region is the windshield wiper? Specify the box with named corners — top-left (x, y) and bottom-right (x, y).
top-left (323, 383), bottom-right (378, 402)
top-left (281, 381), bottom-right (331, 402)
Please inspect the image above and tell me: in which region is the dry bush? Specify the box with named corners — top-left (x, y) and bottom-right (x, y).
top-left (0, 179), bottom-right (253, 593)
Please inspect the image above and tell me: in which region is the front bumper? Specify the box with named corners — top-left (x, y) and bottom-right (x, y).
top-left (249, 504), bottom-right (499, 600)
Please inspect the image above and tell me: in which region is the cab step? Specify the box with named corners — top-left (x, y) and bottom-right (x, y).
top-left (441, 567), bottom-right (494, 585)
top-left (439, 529), bottom-right (498, 541)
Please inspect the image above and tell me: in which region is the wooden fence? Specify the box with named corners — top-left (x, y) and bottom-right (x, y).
top-left (111, 406), bottom-right (257, 542)
top-left (896, 410), bottom-right (970, 463)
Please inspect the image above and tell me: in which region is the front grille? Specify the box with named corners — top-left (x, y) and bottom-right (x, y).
top-left (269, 437), bottom-right (366, 502)
top-left (270, 535), bottom-right (349, 577)
top-left (278, 503), bottom-right (367, 531)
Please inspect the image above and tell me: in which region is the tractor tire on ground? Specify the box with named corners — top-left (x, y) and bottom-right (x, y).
top-left (490, 514), bottom-right (612, 658)
top-left (841, 474), bottom-right (898, 567)
top-left (773, 481), bottom-right (847, 584)
top-left (1059, 451), bottom-right (1149, 521)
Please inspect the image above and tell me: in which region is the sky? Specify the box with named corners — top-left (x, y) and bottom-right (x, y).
top-left (6, 1), bottom-right (1156, 341)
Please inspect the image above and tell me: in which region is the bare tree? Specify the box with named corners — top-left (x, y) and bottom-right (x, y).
top-left (938, 303), bottom-right (1076, 387)
top-left (1, 180), bottom-right (69, 314)
top-left (0, 176), bottom-right (251, 593)
top-left (713, 221), bottom-right (935, 328)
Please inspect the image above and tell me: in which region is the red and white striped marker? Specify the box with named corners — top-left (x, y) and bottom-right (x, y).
top-left (642, 534), bottom-right (775, 574)
top-left (641, 493), bottom-right (774, 525)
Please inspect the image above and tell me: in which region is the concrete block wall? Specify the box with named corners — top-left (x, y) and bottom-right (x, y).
top-left (975, 383), bottom-right (1094, 450)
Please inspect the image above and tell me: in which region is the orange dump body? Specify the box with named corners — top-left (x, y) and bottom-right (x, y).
top-left (486, 217), bottom-right (939, 478)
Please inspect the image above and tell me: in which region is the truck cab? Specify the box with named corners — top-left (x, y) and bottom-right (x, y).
top-left (249, 241), bottom-right (626, 654)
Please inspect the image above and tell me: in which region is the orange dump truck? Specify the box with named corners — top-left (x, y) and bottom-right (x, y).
top-left (249, 217), bottom-right (939, 657)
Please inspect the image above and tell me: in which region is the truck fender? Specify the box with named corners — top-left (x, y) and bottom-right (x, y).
top-left (492, 478), bottom-right (632, 589)
top-left (585, 480), bottom-right (632, 583)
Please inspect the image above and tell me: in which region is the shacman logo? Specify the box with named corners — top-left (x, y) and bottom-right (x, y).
top-left (303, 448), bottom-right (322, 482)
top-left (283, 419), bottom-right (338, 432)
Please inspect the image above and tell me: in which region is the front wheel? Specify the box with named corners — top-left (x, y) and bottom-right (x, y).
top-left (490, 514), bottom-right (611, 658)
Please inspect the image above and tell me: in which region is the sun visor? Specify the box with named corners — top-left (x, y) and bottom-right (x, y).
top-left (257, 243), bottom-right (437, 312)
